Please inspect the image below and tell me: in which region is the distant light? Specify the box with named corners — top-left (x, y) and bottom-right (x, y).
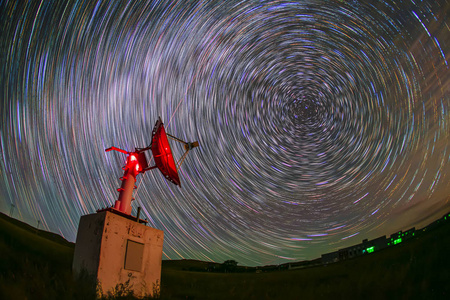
top-left (366, 246), bottom-right (375, 253)
top-left (393, 238), bottom-right (402, 245)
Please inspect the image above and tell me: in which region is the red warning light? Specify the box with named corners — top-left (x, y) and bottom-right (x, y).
top-left (122, 153), bottom-right (141, 178)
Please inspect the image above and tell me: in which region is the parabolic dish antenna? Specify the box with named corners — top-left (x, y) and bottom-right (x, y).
top-left (151, 117), bottom-right (180, 186)
top-left (104, 117), bottom-right (199, 216)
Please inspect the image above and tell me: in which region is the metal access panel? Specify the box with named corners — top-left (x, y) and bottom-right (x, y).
top-left (124, 240), bottom-right (144, 272)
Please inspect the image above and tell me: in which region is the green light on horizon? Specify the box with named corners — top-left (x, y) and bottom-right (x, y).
top-left (366, 246), bottom-right (375, 253)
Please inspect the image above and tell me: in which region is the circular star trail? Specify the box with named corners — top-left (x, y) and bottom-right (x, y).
top-left (1, 0), bottom-right (449, 266)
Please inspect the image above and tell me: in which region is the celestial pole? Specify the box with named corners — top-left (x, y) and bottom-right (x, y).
top-left (0, 0), bottom-right (449, 266)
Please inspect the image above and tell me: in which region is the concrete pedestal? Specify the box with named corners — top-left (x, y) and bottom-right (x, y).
top-left (72, 210), bottom-right (164, 298)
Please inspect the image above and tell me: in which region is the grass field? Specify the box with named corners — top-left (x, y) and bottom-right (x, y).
top-left (1, 211), bottom-right (449, 299)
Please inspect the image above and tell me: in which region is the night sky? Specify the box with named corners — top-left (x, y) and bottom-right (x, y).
top-left (1, 0), bottom-right (449, 266)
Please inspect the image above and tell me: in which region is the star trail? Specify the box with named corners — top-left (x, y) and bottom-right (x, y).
top-left (1, 0), bottom-right (449, 266)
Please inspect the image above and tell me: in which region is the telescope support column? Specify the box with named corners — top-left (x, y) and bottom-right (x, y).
top-left (115, 168), bottom-right (136, 215)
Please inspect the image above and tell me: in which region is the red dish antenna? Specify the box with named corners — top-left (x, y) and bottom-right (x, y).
top-left (104, 117), bottom-right (199, 215)
top-left (151, 118), bottom-right (180, 186)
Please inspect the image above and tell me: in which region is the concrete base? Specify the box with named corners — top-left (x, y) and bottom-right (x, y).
top-left (72, 210), bottom-right (164, 298)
